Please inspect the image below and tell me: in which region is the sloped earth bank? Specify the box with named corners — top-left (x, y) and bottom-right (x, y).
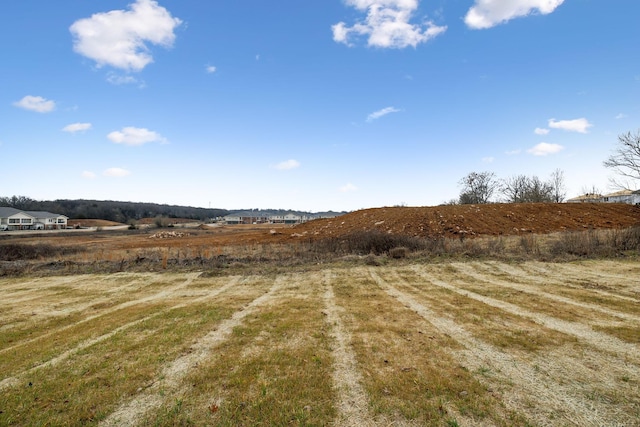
top-left (1, 260), bottom-right (639, 426)
top-left (291, 203), bottom-right (640, 240)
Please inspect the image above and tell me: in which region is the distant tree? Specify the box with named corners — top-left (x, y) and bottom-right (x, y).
top-left (501, 175), bottom-right (530, 203)
top-left (603, 130), bottom-right (640, 188)
top-left (458, 171), bottom-right (499, 204)
top-left (522, 176), bottom-right (554, 203)
top-left (549, 168), bottom-right (566, 203)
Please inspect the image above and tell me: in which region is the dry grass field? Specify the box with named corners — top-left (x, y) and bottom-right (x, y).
top-left (1, 258), bottom-right (639, 426)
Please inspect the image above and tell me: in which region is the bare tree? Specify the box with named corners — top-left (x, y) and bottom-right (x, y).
top-left (549, 168), bottom-right (566, 203)
top-left (458, 171), bottom-right (499, 204)
top-left (501, 175), bottom-right (530, 203)
top-left (603, 130), bottom-right (640, 188)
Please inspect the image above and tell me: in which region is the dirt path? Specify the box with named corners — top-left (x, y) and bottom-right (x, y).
top-left (322, 270), bottom-right (375, 427)
top-left (369, 268), bottom-right (631, 426)
top-left (100, 276), bottom-right (285, 427)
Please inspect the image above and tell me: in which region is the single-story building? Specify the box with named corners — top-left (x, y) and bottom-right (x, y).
top-left (602, 189), bottom-right (640, 205)
top-left (0, 207), bottom-right (68, 230)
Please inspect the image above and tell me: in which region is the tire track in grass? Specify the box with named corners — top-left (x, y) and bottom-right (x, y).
top-left (410, 265), bottom-right (640, 362)
top-left (490, 261), bottom-right (640, 304)
top-left (0, 272), bottom-right (201, 356)
top-left (451, 262), bottom-right (640, 323)
top-left (0, 274), bottom-right (239, 392)
top-left (322, 270), bottom-right (375, 427)
top-left (100, 275), bottom-right (286, 427)
top-left (368, 268), bottom-right (622, 427)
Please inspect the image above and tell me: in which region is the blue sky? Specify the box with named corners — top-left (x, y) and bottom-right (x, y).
top-left (2, 0), bottom-right (639, 212)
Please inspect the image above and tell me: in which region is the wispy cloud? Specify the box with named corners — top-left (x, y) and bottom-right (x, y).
top-left (205, 65), bottom-right (217, 74)
top-left (615, 113), bottom-right (628, 119)
top-left (106, 73), bottom-right (143, 86)
top-left (273, 159), bottom-right (301, 170)
top-left (13, 95), bottom-right (55, 113)
top-left (82, 171), bottom-right (97, 179)
top-left (534, 127), bottom-right (549, 135)
top-left (70, 0), bottom-right (182, 72)
top-left (63, 123), bottom-right (92, 133)
top-left (505, 149), bottom-right (521, 155)
top-left (103, 167), bottom-right (131, 177)
top-left (367, 106), bottom-right (400, 122)
top-left (482, 156), bottom-right (494, 163)
top-left (340, 183), bottom-right (358, 193)
top-left (465, 0), bottom-right (565, 29)
top-left (527, 142), bottom-right (564, 156)
top-left (107, 127), bottom-right (167, 146)
top-left (333, 0), bottom-right (447, 48)
top-left (548, 118), bottom-right (593, 133)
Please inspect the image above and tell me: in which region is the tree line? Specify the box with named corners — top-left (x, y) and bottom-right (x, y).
top-left (455, 128), bottom-right (640, 205)
top-left (0, 196), bottom-right (229, 223)
top-left (455, 169), bottom-right (566, 205)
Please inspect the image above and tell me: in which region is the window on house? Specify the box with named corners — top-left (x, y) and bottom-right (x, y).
top-left (21, 218), bottom-right (32, 224)
top-left (9, 218), bottom-right (19, 224)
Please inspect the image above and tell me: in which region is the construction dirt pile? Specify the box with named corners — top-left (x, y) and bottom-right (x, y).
top-left (290, 203), bottom-right (640, 240)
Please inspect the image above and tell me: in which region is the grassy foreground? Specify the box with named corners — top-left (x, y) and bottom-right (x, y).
top-left (0, 259), bottom-right (639, 426)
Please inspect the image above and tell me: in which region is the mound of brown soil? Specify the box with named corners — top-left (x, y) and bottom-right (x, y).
top-left (292, 203), bottom-right (640, 240)
top-left (68, 219), bottom-right (124, 227)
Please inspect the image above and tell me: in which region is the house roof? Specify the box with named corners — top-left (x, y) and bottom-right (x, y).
top-left (0, 207), bottom-right (67, 220)
top-left (566, 193), bottom-right (603, 202)
top-left (603, 189), bottom-right (635, 198)
top-left (0, 207), bottom-right (34, 218)
top-left (24, 211), bottom-right (68, 219)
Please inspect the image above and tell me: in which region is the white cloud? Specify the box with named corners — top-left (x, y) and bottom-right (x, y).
top-left (527, 142), bottom-right (564, 156)
top-left (63, 123), bottom-right (92, 133)
top-left (103, 167), bottom-right (131, 177)
top-left (273, 159), bottom-right (301, 170)
top-left (333, 0), bottom-right (447, 48)
top-left (465, 0), bottom-right (564, 29)
top-left (13, 95), bottom-right (55, 113)
top-left (615, 113), bottom-right (628, 119)
top-left (367, 106), bottom-right (400, 122)
top-left (482, 156), bottom-right (494, 163)
top-left (505, 149), bottom-right (522, 155)
top-left (82, 171), bottom-right (97, 179)
top-left (106, 73), bottom-right (142, 86)
top-left (340, 183), bottom-right (358, 192)
top-left (534, 127), bottom-right (549, 135)
top-left (107, 126), bottom-right (167, 146)
top-left (70, 0), bottom-right (182, 72)
top-left (548, 117), bottom-right (593, 133)
top-left (206, 65), bottom-right (217, 74)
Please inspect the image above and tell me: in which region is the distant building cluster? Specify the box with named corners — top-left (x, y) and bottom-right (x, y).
top-left (222, 212), bottom-right (340, 225)
top-left (0, 207), bottom-right (68, 231)
top-left (567, 189), bottom-right (640, 205)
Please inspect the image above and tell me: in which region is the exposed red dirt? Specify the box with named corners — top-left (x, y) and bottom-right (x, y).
top-left (5, 204), bottom-right (639, 251)
top-left (289, 203), bottom-right (640, 240)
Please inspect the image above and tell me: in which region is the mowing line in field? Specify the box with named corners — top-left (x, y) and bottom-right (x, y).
top-left (322, 270), bottom-right (375, 427)
top-left (0, 272), bottom-right (201, 356)
top-left (100, 276), bottom-right (286, 427)
top-left (410, 265), bottom-right (640, 362)
top-left (494, 261), bottom-right (640, 304)
top-left (0, 275), bottom-right (241, 393)
top-left (451, 262), bottom-right (640, 323)
top-left (368, 268), bottom-right (623, 427)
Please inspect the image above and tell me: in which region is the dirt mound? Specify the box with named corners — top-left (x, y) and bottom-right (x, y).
top-left (292, 203), bottom-right (640, 240)
top-left (68, 219), bottom-right (124, 227)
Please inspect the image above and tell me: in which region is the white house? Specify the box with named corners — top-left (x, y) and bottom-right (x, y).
top-left (0, 207), bottom-right (68, 230)
top-left (602, 189), bottom-right (640, 205)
